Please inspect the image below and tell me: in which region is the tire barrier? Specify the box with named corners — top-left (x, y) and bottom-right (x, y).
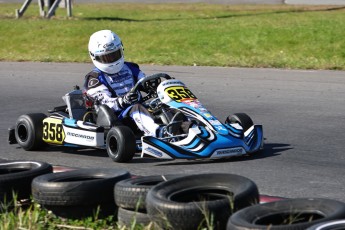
top-left (227, 198), bottom-right (345, 230)
top-left (114, 174), bottom-right (187, 211)
top-left (146, 173), bottom-right (260, 230)
top-left (117, 207), bottom-right (152, 227)
top-left (2, 159), bottom-right (345, 229)
top-left (306, 219), bottom-right (345, 230)
top-left (31, 168), bottom-right (131, 219)
top-left (114, 174), bottom-right (187, 226)
top-left (0, 160), bottom-right (53, 205)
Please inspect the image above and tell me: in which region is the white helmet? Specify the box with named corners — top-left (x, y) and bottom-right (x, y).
top-left (88, 30), bottom-right (124, 74)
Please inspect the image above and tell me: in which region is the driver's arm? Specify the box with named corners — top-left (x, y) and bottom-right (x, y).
top-left (86, 84), bottom-right (124, 112)
top-left (84, 75), bottom-right (124, 112)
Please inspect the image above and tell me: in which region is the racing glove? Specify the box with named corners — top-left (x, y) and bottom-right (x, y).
top-left (118, 91), bottom-right (141, 108)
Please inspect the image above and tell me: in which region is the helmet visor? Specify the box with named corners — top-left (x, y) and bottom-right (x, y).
top-left (95, 49), bottom-right (122, 64)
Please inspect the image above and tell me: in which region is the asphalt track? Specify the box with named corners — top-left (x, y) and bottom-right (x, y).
top-left (0, 0), bottom-right (286, 4)
top-left (4, 0), bottom-right (345, 4)
top-left (1, 62), bottom-right (345, 202)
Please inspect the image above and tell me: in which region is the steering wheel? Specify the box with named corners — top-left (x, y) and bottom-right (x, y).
top-left (130, 73), bottom-right (173, 102)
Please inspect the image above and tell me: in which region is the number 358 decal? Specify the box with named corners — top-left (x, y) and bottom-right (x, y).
top-left (165, 86), bottom-right (197, 102)
top-left (42, 118), bottom-right (65, 144)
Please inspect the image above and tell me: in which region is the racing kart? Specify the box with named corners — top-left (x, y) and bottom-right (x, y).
top-left (8, 73), bottom-right (263, 163)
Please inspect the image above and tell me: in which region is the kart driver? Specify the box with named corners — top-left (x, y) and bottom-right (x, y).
top-left (83, 29), bottom-right (164, 137)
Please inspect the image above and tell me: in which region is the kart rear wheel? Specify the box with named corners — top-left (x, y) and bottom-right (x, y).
top-left (106, 126), bottom-right (136, 163)
top-left (226, 113), bottom-right (254, 132)
top-left (14, 113), bottom-right (47, 151)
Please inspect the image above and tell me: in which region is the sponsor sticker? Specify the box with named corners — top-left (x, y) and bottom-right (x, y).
top-left (103, 42), bottom-right (114, 49)
top-left (144, 147), bottom-right (163, 157)
top-left (162, 80), bottom-right (184, 86)
top-left (66, 132), bottom-right (95, 141)
top-left (88, 78), bottom-right (99, 88)
top-left (63, 126), bottom-right (100, 147)
top-left (213, 147), bottom-right (245, 158)
top-left (209, 120), bottom-right (222, 126)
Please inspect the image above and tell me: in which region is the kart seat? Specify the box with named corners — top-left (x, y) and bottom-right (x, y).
top-left (96, 105), bottom-right (118, 128)
top-left (62, 89), bottom-right (87, 120)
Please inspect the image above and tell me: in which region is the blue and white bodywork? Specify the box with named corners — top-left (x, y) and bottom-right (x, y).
top-left (141, 79), bottom-right (264, 159)
top-left (9, 74), bottom-right (263, 163)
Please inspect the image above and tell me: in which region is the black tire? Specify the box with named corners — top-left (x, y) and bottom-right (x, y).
top-left (306, 219), bottom-right (345, 230)
top-left (115, 174), bottom-right (186, 211)
top-left (146, 173), bottom-right (259, 230)
top-left (14, 113), bottom-right (47, 150)
top-left (106, 126), bottom-right (136, 163)
top-left (227, 198), bottom-right (345, 230)
top-left (226, 113), bottom-right (254, 132)
top-left (32, 168), bottom-right (131, 218)
top-left (118, 207), bottom-right (152, 227)
top-left (0, 160), bottom-right (53, 203)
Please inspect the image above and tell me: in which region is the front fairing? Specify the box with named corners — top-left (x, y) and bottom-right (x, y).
top-left (142, 124), bottom-right (263, 159)
top-left (157, 80), bottom-right (228, 135)
top-left (141, 80), bottom-right (264, 159)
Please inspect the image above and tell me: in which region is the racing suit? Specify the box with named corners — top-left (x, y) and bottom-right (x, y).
top-left (84, 62), bottom-right (160, 136)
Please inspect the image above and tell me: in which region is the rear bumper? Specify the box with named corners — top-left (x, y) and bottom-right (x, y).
top-left (8, 126), bottom-right (17, 145)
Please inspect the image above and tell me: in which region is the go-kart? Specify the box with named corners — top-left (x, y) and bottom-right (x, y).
top-left (8, 73), bottom-right (263, 163)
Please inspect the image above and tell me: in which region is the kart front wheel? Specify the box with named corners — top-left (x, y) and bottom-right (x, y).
top-left (226, 113), bottom-right (254, 133)
top-left (106, 126), bottom-right (136, 163)
top-left (14, 113), bottom-right (47, 151)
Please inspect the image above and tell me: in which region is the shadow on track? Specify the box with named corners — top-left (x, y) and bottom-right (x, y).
top-left (28, 146), bottom-right (173, 164)
top-left (30, 146), bottom-right (109, 158)
top-left (14, 142), bottom-right (291, 165)
top-left (83, 6), bottom-right (345, 22)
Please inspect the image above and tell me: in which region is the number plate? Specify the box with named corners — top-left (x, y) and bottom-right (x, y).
top-left (42, 117), bottom-right (65, 144)
top-left (165, 86), bottom-right (197, 102)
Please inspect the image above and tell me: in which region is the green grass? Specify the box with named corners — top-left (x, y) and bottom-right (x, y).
top-left (0, 198), bottom-right (214, 230)
top-left (0, 199), bottom-right (149, 230)
top-left (1, 3), bottom-right (345, 69)
top-left (0, 200), bottom-right (118, 230)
